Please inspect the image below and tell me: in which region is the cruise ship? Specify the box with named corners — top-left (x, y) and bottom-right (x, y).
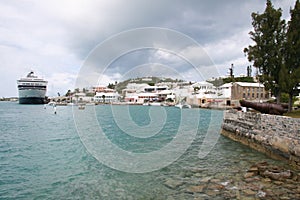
top-left (17, 71), bottom-right (48, 104)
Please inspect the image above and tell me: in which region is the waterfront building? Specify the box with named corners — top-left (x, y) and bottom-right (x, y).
top-left (122, 83), bottom-right (150, 97)
top-left (187, 81), bottom-right (218, 107)
top-left (94, 92), bottom-right (120, 103)
top-left (74, 92), bottom-right (94, 103)
top-left (218, 83), bottom-right (232, 99)
top-left (123, 83), bottom-right (170, 103)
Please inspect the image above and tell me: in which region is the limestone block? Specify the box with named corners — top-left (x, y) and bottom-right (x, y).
top-left (269, 136), bottom-right (291, 154)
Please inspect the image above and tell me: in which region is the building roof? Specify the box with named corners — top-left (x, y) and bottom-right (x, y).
top-left (138, 93), bottom-right (158, 97)
top-left (235, 82), bottom-right (264, 87)
top-left (219, 83), bottom-right (233, 88)
top-left (95, 92), bottom-right (119, 96)
top-left (192, 81), bottom-right (213, 87)
top-left (158, 89), bottom-right (173, 94)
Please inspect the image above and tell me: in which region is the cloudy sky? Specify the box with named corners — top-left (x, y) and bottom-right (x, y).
top-left (0, 0), bottom-right (295, 97)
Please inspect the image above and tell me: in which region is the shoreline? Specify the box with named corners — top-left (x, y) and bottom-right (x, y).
top-left (221, 109), bottom-right (300, 170)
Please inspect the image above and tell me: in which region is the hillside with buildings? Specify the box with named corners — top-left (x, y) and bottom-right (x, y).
top-left (49, 75), bottom-right (278, 109)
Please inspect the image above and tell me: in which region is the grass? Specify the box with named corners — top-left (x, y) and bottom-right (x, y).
top-left (284, 109), bottom-right (300, 118)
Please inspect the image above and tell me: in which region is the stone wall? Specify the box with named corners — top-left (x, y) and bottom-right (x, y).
top-left (221, 110), bottom-right (300, 169)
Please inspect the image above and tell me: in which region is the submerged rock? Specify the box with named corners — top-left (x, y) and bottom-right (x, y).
top-left (262, 170), bottom-right (292, 181)
top-left (244, 172), bottom-right (256, 179)
top-left (243, 189), bottom-right (256, 196)
top-left (164, 179), bottom-right (184, 189)
top-left (207, 183), bottom-right (225, 190)
top-left (185, 185), bottom-right (205, 193)
top-left (200, 176), bottom-right (212, 183)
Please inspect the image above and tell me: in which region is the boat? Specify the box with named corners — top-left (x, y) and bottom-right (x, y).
top-left (48, 102), bottom-right (56, 106)
top-left (149, 102), bottom-right (162, 106)
top-left (143, 102), bottom-right (162, 106)
top-left (175, 103), bottom-right (191, 109)
top-left (17, 71), bottom-right (48, 104)
top-left (78, 104), bottom-right (85, 110)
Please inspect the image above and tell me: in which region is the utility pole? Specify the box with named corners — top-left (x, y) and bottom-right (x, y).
top-left (247, 65), bottom-right (252, 77)
top-left (229, 63), bottom-right (234, 79)
top-left (229, 63), bottom-right (234, 106)
top-left (256, 67), bottom-right (261, 103)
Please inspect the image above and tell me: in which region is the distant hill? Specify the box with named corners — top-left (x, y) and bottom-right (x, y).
top-left (112, 77), bottom-right (184, 93)
top-left (207, 76), bottom-right (255, 87)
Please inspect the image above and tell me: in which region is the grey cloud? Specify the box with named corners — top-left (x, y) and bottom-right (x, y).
top-left (0, 0), bottom-right (295, 96)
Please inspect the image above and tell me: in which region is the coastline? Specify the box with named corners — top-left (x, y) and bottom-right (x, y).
top-left (221, 109), bottom-right (300, 170)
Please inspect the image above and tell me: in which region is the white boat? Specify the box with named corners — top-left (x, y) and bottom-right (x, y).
top-left (47, 102), bottom-right (56, 106)
top-left (78, 104), bottom-right (85, 110)
top-left (17, 71), bottom-right (48, 104)
top-left (175, 103), bottom-right (191, 109)
top-left (149, 102), bottom-right (162, 106)
top-left (143, 102), bottom-right (162, 106)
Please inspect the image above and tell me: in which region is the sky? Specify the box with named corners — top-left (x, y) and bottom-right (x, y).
top-left (0, 0), bottom-right (296, 97)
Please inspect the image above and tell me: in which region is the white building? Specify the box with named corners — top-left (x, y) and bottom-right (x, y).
top-left (122, 83), bottom-right (150, 96)
top-left (124, 92), bottom-right (158, 104)
top-left (187, 81), bottom-right (218, 107)
top-left (218, 83), bottom-right (233, 99)
top-left (74, 93), bottom-right (95, 103)
top-left (94, 92), bottom-right (120, 103)
top-left (123, 83), bottom-right (170, 103)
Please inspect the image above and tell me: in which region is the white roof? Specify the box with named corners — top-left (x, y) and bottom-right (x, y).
top-left (95, 92), bottom-right (119, 96)
top-left (74, 92), bottom-right (86, 96)
top-left (219, 83), bottom-right (233, 88)
top-left (144, 86), bottom-right (157, 89)
top-left (235, 82), bottom-right (264, 87)
top-left (158, 90), bottom-right (173, 94)
top-left (138, 93), bottom-right (158, 97)
top-left (192, 81), bottom-right (213, 87)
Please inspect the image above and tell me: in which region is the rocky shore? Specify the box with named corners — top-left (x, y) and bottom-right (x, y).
top-left (221, 110), bottom-right (300, 169)
top-left (163, 161), bottom-right (300, 199)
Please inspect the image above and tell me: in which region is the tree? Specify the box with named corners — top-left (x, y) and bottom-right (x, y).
top-left (281, 0), bottom-right (300, 112)
top-left (107, 83), bottom-right (115, 89)
top-left (244, 0), bottom-right (286, 103)
top-left (65, 89), bottom-right (72, 97)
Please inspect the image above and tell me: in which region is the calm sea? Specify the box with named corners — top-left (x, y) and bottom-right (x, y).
top-left (0, 102), bottom-right (283, 199)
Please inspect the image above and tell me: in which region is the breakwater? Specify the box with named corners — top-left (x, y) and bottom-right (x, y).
top-left (221, 109), bottom-right (300, 169)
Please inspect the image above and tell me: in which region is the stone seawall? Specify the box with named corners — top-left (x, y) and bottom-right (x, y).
top-left (221, 110), bottom-right (300, 169)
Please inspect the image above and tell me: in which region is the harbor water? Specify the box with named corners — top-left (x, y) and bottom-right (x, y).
top-left (0, 102), bottom-right (292, 199)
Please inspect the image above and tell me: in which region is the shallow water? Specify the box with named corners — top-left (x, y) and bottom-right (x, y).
top-left (0, 102), bottom-right (287, 199)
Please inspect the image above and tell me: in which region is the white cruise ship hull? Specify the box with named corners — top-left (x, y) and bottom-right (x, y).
top-left (18, 89), bottom-right (46, 104)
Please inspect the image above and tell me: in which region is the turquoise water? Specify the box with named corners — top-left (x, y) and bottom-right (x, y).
top-left (0, 102), bottom-right (284, 199)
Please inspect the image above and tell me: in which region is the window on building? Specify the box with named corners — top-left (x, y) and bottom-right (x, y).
top-left (226, 100), bottom-right (231, 106)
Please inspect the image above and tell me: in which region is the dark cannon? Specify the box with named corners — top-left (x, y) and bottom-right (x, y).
top-left (240, 100), bottom-right (287, 115)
